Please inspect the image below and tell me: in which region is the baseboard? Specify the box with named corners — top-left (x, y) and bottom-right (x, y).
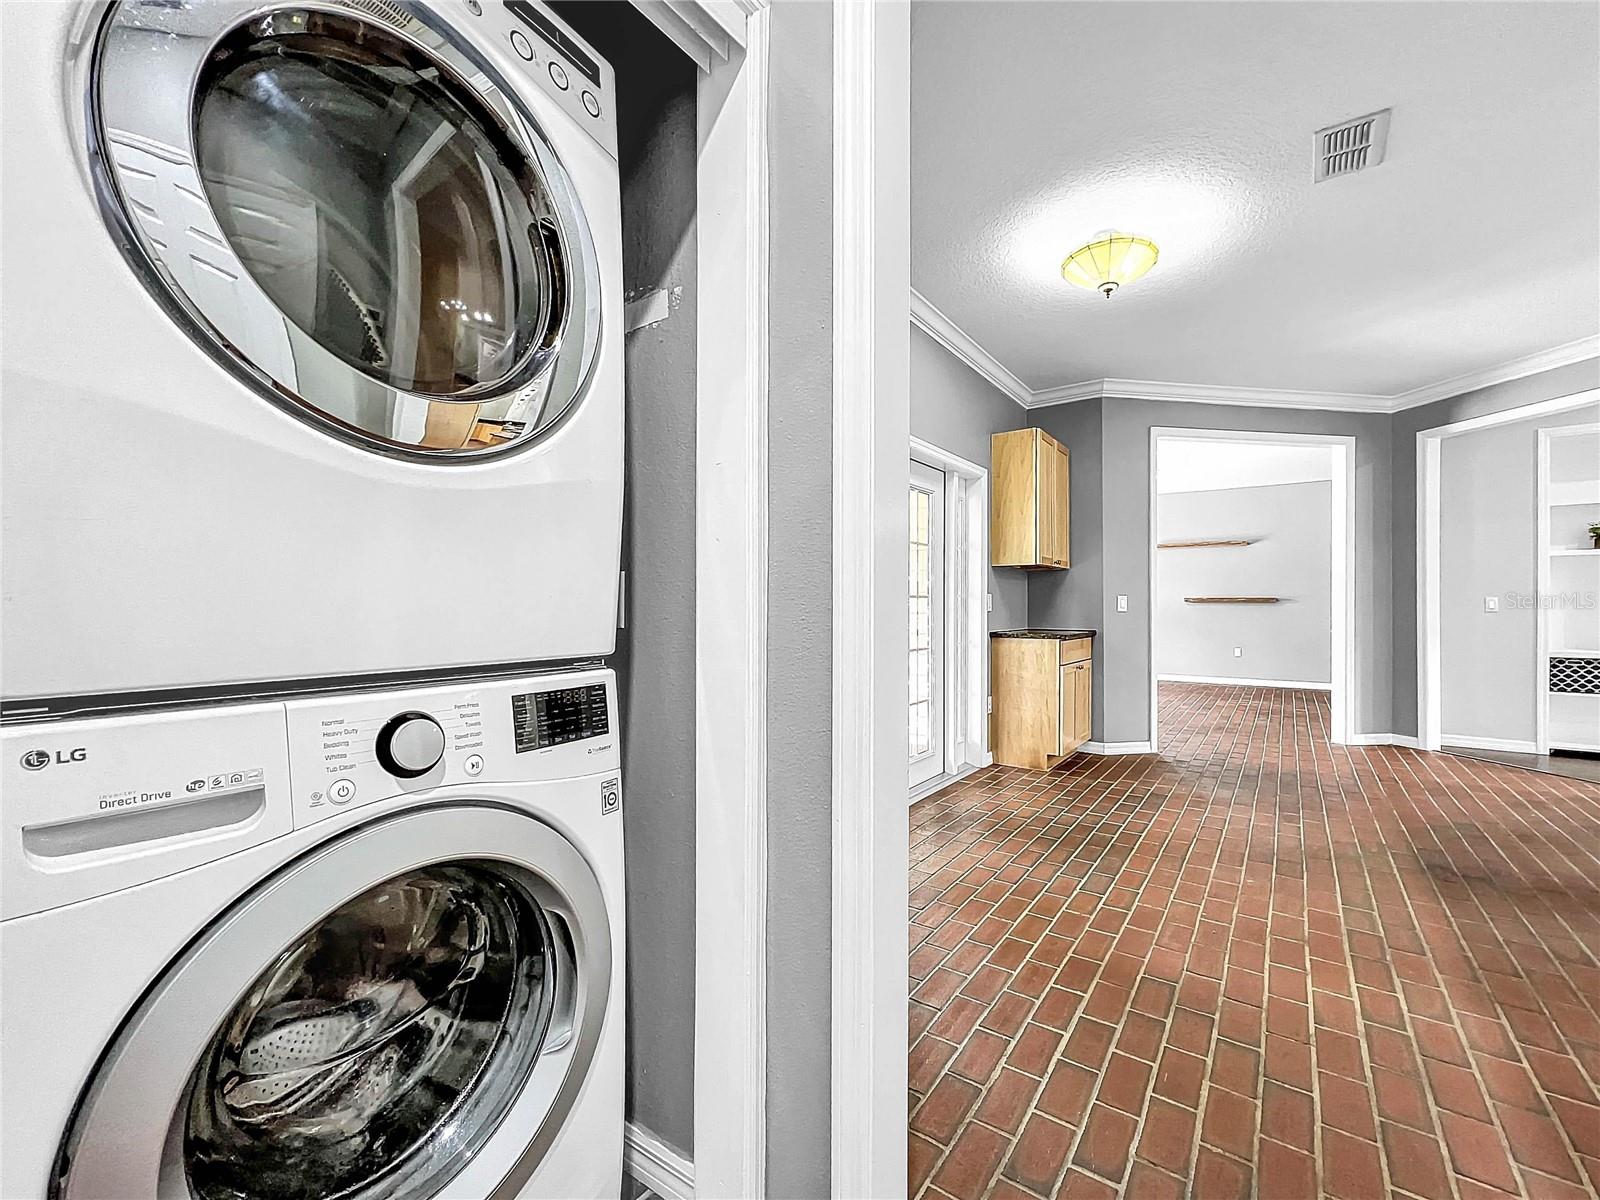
top-left (1082, 740), bottom-right (1154, 755)
top-left (1442, 734), bottom-right (1539, 754)
top-left (909, 760), bottom-right (985, 804)
top-left (625, 1123), bottom-right (694, 1200)
top-left (1157, 674), bottom-right (1332, 690)
top-left (1344, 733), bottom-right (1421, 748)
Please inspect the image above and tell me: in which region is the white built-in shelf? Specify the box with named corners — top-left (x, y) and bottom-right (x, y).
top-left (1550, 648), bottom-right (1600, 658)
top-left (1184, 596), bottom-right (1281, 604)
top-left (1548, 481), bottom-right (1600, 506)
top-left (1550, 547), bottom-right (1600, 557)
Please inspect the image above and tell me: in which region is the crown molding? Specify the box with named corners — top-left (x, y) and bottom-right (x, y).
top-left (1384, 334), bottom-right (1600, 411)
top-left (908, 290), bottom-right (1599, 415)
top-left (909, 289), bottom-right (1032, 407)
top-left (1030, 377), bottom-right (1387, 412)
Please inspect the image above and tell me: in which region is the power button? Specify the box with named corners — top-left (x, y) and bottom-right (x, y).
top-left (509, 30), bottom-right (533, 60)
top-left (329, 777), bottom-right (357, 805)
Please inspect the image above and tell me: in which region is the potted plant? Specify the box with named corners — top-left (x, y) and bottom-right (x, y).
top-left (1590, 520), bottom-right (1600, 550)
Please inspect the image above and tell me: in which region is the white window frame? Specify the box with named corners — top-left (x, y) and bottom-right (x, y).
top-left (910, 437), bottom-right (991, 802)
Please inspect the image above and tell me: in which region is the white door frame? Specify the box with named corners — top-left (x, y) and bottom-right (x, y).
top-left (832, 3), bottom-right (910, 1199)
top-left (693, 3), bottom-right (909, 1197)
top-left (1148, 427), bottom-right (1356, 750)
top-left (1414, 387), bottom-right (1600, 752)
top-left (910, 437), bottom-right (991, 801)
top-left (908, 458), bottom-right (948, 792)
top-left (693, 6), bottom-right (771, 1196)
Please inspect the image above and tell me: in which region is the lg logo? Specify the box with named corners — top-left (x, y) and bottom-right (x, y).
top-left (19, 747), bottom-right (87, 771)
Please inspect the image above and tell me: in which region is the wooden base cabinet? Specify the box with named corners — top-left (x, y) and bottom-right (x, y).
top-left (991, 637), bottom-right (1093, 769)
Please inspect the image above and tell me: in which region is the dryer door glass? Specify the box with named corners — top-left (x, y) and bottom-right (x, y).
top-left (92, 4), bottom-right (602, 459)
top-left (183, 862), bottom-right (557, 1200)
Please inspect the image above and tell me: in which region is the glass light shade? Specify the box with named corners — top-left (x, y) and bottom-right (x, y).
top-left (1061, 231), bottom-right (1160, 297)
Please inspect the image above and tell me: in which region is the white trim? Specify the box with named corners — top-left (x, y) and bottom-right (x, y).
top-left (1149, 428), bottom-right (1357, 753)
top-left (833, 3), bottom-right (909, 1198)
top-left (1081, 741), bottom-right (1155, 755)
top-left (1345, 733), bottom-right (1421, 749)
top-left (693, 11), bottom-right (768, 1198)
top-left (908, 760), bottom-right (984, 805)
top-left (909, 289), bottom-right (1033, 408)
top-left (1442, 735), bottom-right (1542, 754)
top-left (1157, 674), bottom-right (1332, 690)
top-left (624, 1123), bottom-right (695, 1200)
top-left (904, 292), bottom-right (1597, 414)
top-left (1392, 336), bottom-right (1600, 410)
top-left (629, 0), bottom-right (755, 70)
top-left (1413, 387), bottom-right (1600, 753)
top-left (1035, 376), bottom-right (1386, 413)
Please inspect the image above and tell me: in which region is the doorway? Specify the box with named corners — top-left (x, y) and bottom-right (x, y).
top-left (908, 439), bottom-right (990, 801)
top-left (908, 460), bottom-right (946, 790)
top-left (1149, 428), bottom-right (1356, 750)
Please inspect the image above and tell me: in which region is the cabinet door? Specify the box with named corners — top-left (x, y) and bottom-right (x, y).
top-left (1037, 435), bottom-right (1059, 566)
top-left (1073, 661), bottom-right (1093, 747)
top-left (1051, 442), bottom-right (1071, 567)
top-left (1057, 665), bottom-right (1074, 756)
top-left (991, 430), bottom-right (1040, 567)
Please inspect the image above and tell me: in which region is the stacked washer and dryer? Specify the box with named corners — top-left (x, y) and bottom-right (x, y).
top-left (1, 2), bottom-right (628, 1197)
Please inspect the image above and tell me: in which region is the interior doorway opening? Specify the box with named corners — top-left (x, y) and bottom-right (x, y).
top-left (1149, 429), bottom-right (1356, 750)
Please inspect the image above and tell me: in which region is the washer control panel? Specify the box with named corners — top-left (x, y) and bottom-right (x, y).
top-left (284, 669), bottom-right (618, 829)
top-left (452, 0), bottom-right (616, 159)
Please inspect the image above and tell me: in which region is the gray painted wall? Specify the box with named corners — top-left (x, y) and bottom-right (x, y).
top-left (909, 326), bottom-right (1029, 630)
top-left (1391, 357), bottom-right (1600, 736)
top-left (1156, 481), bottom-right (1332, 685)
top-left (1029, 398), bottom-right (1392, 744)
top-left (551, 0), bottom-right (699, 1156)
top-left (765, 3), bottom-right (834, 1193)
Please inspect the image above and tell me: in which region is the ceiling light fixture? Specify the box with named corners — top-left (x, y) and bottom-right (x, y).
top-left (1061, 230), bottom-right (1160, 298)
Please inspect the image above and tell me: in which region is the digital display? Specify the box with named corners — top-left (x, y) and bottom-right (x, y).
top-left (512, 685), bottom-right (608, 752)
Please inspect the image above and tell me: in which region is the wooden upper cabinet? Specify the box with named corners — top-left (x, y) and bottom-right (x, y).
top-left (991, 428), bottom-right (1070, 569)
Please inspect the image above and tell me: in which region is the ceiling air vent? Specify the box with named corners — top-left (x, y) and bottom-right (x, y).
top-left (1314, 109), bottom-right (1391, 182)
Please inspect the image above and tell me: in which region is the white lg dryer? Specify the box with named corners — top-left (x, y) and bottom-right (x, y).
top-left (0, 668), bottom-right (624, 1200)
top-left (0, 0), bottom-right (623, 705)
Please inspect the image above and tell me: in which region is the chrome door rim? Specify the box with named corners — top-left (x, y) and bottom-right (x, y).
top-left (51, 803), bottom-right (612, 1200)
top-left (86, 0), bottom-right (603, 463)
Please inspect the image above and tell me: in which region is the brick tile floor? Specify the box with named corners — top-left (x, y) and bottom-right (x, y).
top-left (909, 683), bottom-right (1600, 1200)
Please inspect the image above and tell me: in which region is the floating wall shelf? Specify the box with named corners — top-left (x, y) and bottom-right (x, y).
top-left (1184, 596), bottom-right (1281, 604)
top-left (1157, 539), bottom-right (1252, 549)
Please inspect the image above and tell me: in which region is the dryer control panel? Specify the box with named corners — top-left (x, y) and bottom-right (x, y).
top-left (284, 669), bottom-right (619, 829)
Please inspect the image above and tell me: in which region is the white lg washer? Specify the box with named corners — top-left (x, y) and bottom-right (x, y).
top-left (0, 0), bottom-right (623, 705)
top-left (0, 668), bottom-right (624, 1200)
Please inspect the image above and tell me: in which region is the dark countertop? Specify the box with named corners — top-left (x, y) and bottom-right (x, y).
top-left (990, 629), bottom-right (1098, 640)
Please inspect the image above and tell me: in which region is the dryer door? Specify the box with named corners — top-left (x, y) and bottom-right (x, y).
top-left (52, 805), bottom-right (610, 1200)
top-left (90, 1), bottom-right (601, 460)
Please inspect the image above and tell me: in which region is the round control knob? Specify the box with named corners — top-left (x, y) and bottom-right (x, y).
top-left (376, 711), bottom-right (446, 779)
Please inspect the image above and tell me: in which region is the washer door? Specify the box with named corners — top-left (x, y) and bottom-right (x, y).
top-left (90, 1), bottom-right (601, 460)
top-left (51, 805), bottom-right (611, 1200)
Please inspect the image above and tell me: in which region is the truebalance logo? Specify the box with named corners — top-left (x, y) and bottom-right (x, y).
top-left (19, 747), bottom-right (87, 771)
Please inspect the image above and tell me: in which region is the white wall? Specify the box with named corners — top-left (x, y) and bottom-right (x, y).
top-left (1156, 480), bottom-right (1333, 685)
top-left (1438, 403), bottom-right (1600, 746)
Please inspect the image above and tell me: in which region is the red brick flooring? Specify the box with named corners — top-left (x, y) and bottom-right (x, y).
top-left (909, 683), bottom-right (1600, 1200)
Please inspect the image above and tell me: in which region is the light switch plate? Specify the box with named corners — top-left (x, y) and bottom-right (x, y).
top-left (1116, 595), bottom-right (1129, 613)
top-left (1484, 595), bottom-right (1499, 613)
top-left (1234, 647), bottom-right (1243, 657)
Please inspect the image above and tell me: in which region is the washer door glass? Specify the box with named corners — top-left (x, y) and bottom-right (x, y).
top-left (92, 3), bottom-right (601, 459)
top-left (184, 862), bottom-right (555, 1200)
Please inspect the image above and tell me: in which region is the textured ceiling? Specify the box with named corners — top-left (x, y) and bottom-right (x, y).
top-left (911, 1), bottom-right (1600, 396)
